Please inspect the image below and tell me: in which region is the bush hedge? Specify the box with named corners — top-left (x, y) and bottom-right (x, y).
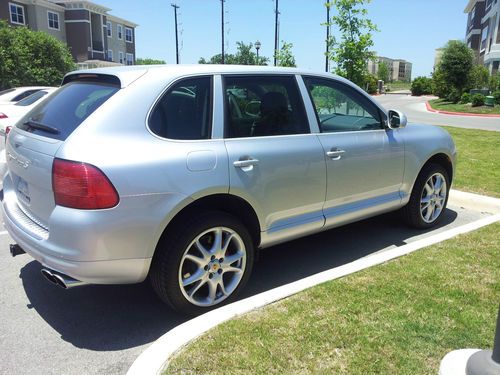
top-left (471, 94), bottom-right (485, 107)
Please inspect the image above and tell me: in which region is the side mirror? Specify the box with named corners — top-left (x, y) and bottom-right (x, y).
top-left (387, 109), bottom-right (407, 129)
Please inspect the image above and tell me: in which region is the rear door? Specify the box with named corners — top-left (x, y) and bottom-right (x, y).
top-left (4, 77), bottom-right (120, 229)
top-left (223, 74), bottom-right (326, 242)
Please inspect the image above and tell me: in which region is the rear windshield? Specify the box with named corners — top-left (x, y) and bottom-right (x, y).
top-left (16, 81), bottom-right (119, 141)
top-left (15, 90), bottom-right (49, 106)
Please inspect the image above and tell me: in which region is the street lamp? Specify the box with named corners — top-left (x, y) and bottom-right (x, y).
top-left (255, 40), bottom-right (261, 65)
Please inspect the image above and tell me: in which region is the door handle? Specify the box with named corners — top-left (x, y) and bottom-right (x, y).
top-left (326, 148), bottom-right (345, 160)
top-left (233, 158), bottom-right (259, 168)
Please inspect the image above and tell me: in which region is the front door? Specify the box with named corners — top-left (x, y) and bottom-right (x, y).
top-left (302, 76), bottom-right (405, 227)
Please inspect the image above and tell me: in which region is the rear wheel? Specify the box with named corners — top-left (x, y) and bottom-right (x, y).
top-left (150, 211), bottom-right (254, 315)
top-left (403, 163), bottom-right (450, 229)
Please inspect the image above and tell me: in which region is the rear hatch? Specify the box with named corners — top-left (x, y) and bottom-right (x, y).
top-left (4, 74), bottom-right (121, 231)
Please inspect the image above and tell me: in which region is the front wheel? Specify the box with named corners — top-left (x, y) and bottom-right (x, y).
top-left (150, 211), bottom-right (254, 315)
top-left (403, 163), bottom-right (450, 229)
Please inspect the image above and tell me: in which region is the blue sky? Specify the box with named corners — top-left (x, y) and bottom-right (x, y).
top-left (99, 0), bottom-right (468, 78)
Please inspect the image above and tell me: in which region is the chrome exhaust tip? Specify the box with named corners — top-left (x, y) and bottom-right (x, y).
top-left (40, 268), bottom-right (86, 289)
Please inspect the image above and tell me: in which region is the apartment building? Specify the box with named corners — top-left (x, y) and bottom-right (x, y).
top-left (465, 0), bottom-right (500, 74)
top-left (0, 0), bottom-right (137, 67)
top-left (367, 56), bottom-right (413, 82)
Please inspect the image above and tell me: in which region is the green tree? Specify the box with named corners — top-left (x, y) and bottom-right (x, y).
top-left (0, 21), bottom-right (75, 90)
top-left (275, 41), bottom-right (296, 67)
top-left (326, 0), bottom-right (378, 88)
top-left (469, 65), bottom-right (489, 89)
top-left (135, 57), bottom-right (166, 65)
top-left (377, 61), bottom-right (389, 83)
top-left (411, 76), bottom-right (433, 96)
top-left (199, 41), bottom-right (269, 66)
top-left (438, 40), bottom-right (474, 101)
top-left (432, 67), bottom-right (450, 98)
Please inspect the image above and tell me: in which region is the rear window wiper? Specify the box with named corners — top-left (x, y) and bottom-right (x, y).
top-left (23, 119), bottom-right (60, 134)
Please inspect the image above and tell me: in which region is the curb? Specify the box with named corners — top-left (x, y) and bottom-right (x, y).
top-left (449, 190), bottom-right (500, 214)
top-left (127, 191), bottom-right (500, 375)
top-left (426, 101), bottom-right (500, 118)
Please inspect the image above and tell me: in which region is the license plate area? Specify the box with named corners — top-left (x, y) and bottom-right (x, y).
top-left (16, 176), bottom-right (31, 204)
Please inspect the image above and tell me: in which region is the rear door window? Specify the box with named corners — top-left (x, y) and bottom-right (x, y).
top-left (16, 81), bottom-right (119, 141)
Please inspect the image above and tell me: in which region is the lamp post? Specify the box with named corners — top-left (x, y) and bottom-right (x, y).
top-left (255, 40), bottom-right (261, 65)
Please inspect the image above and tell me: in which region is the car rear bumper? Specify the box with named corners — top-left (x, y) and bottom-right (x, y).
top-left (3, 208), bottom-right (152, 284)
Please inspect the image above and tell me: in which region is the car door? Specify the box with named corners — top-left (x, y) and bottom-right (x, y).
top-left (302, 76), bottom-right (405, 228)
top-left (223, 74), bottom-right (326, 247)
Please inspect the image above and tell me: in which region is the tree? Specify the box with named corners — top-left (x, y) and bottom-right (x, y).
top-left (411, 76), bottom-right (433, 96)
top-left (469, 65), bottom-right (489, 89)
top-left (438, 40), bottom-right (474, 100)
top-left (275, 41), bottom-right (296, 67)
top-left (199, 41), bottom-right (269, 66)
top-left (0, 21), bottom-right (75, 90)
top-left (326, 0), bottom-right (378, 88)
top-left (377, 61), bottom-right (389, 83)
top-left (135, 58), bottom-right (166, 65)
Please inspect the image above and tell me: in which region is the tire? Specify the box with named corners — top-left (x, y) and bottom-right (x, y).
top-left (403, 163), bottom-right (450, 229)
top-left (150, 211), bottom-right (254, 315)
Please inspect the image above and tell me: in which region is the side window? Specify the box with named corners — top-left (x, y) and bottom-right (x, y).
top-left (149, 76), bottom-right (212, 140)
top-left (223, 75), bottom-right (309, 138)
top-left (303, 77), bottom-right (383, 132)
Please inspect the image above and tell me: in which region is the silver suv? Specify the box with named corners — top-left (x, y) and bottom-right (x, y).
top-left (2, 66), bottom-right (456, 314)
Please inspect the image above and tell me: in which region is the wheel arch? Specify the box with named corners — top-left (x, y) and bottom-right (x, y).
top-left (422, 152), bottom-right (454, 184)
top-left (153, 194), bottom-right (262, 259)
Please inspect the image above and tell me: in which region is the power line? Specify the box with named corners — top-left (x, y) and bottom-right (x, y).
top-left (171, 3), bottom-right (180, 64)
top-left (325, 2), bottom-right (330, 72)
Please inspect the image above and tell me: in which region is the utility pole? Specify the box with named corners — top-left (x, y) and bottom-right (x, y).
top-left (221, 0), bottom-right (225, 64)
top-left (171, 3), bottom-right (180, 64)
top-left (325, 2), bottom-right (330, 72)
top-left (274, 0), bottom-right (279, 66)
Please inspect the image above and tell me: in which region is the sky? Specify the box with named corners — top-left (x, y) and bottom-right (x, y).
top-left (97, 0), bottom-right (469, 78)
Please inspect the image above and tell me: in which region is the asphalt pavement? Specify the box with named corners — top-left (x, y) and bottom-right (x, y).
top-left (374, 94), bottom-right (500, 132)
top-left (0, 202), bottom-right (494, 375)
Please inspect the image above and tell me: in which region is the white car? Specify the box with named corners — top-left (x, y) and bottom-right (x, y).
top-left (0, 88), bottom-right (58, 135)
top-left (0, 86), bottom-right (52, 104)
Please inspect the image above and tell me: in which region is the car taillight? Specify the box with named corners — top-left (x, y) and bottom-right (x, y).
top-left (0, 113), bottom-right (7, 119)
top-left (52, 158), bottom-right (119, 209)
top-left (5, 126), bottom-right (12, 142)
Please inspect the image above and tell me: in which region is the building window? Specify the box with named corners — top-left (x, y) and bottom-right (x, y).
top-left (108, 49), bottom-right (113, 62)
top-left (117, 24), bottom-right (123, 40)
top-left (119, 51), bottom-right (124, 64)
top-left (481, 26), bottom-right (489, 51)
top-left (125, 27), bottom-right (133, 43)
top-left (9, 3), bottom-right (25, 25)
top-left (126, 53), bottom-right (134, 65)
top-left (106, 21), bottom-right (112, 37)
top-left (47, 11), bottom-right (60, 30)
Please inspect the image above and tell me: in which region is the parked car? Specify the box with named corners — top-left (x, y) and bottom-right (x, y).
top-left (2, 66), bottom-right (456, 314)
top-left (0, 88), bottom-right (58, 135)
top-left (0, 86), bottom-right (53, 104)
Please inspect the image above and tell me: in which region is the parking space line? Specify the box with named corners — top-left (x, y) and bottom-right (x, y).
top-left (0, 231), bottom-right (8, 236)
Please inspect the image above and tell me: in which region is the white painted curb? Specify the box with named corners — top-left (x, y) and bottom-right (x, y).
top-left (449, 190), bottom-right (500, 214)
top-left (127, 212), bottom-right (500, 375)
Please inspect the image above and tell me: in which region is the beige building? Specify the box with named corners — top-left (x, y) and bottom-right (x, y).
top-left (464, 0), bottom-right (500, 74)
top-left (0, 0), bottom-right (137, 67)
top-left (367, 56), bottom-right (413, 82)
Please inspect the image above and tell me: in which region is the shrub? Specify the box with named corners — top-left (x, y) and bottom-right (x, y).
top-left (460, 92), bottom-right (471, 104)
top-left (493, 90), bottom-right (500, 105)
top-left (471, 93), bottom-right (485, 107)
top-left (411, 76), bottom-right (433, 96)
top-left (364, 74), bottom-right (378, 95)
top-left (446, 89), bottom-right (461, 104)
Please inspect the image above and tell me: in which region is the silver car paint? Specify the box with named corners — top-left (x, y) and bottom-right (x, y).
top-left (1, 65), bottom-right (456, 285)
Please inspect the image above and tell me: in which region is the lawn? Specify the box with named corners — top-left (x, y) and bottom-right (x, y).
top-left (429, 99), bottom-right (500, 115)
top-left (165, 223), bottom-right (500, 374)
top-left (386, 81), bottom-right (411, 92)
top-left (443, 127), bottom-right (500, 198)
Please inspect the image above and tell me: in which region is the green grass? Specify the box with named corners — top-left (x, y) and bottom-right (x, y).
top-left (429, 99), bottom-right (500, 115)
top-left (165, 223), bottom-right (500, 375)
top-left (443, 127), bottom-right (500, 198)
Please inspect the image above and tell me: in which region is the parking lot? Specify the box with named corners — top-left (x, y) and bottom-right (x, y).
top-left (0, 197), bottom-right (494, 375)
